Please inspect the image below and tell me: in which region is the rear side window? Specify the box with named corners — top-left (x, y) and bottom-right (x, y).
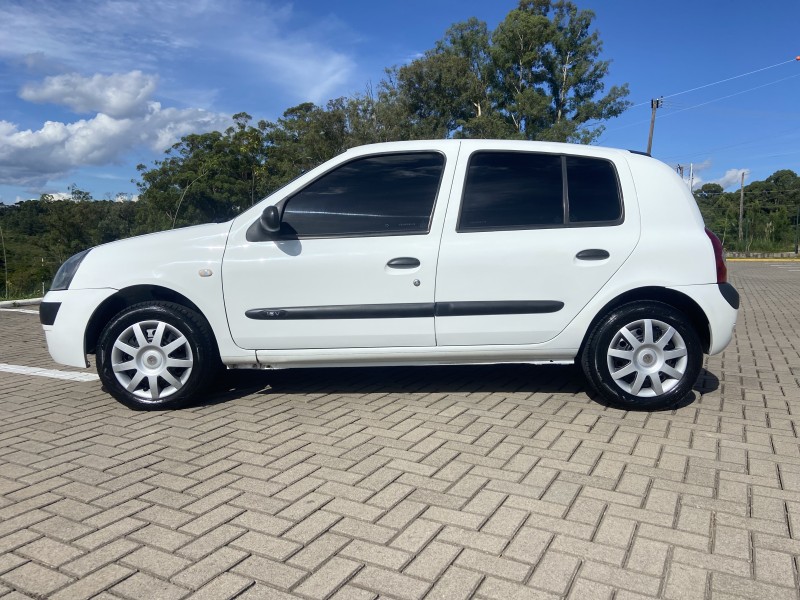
top-left (282, 152), bottom-right (444, 237)
top-left (458, 151), bottom-right (622, 232)
top-left (458, 153), bottom-right (563, 231)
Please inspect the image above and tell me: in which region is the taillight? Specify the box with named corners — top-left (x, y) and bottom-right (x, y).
top-left (705, 228), bottom-right (727, 283)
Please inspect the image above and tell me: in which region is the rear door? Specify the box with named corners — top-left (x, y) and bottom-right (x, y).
top-left (435, 145), bottom-right (640, 346)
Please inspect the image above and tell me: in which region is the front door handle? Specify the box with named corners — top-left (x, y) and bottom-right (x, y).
top-left (576, 249), bottom-right (610, 261)
top-left (387, 257), bottom-right (420, 269)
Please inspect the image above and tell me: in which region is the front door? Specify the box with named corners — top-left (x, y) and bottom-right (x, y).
top-left (222, 145), bottom-right (458, 350)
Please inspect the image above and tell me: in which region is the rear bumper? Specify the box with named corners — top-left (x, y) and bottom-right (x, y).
top-left (718, 282), bottom-right (740, 310)
top-left (670, 282), bottom-right (739, 355)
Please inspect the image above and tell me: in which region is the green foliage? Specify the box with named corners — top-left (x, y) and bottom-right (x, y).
top-left (695, 170), bottom-right (800, 252)
top-left (135, 113), bottom-right (271, 231)
top-left (387, 0), bottom-right (630, 142)
top-left (0, 190), bottom-right (140, 297)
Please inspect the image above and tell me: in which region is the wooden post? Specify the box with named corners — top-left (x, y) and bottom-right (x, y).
top-left (646, 98), bottom-right (662, 154)
top-left (738, 172), bottom-right (745, 243)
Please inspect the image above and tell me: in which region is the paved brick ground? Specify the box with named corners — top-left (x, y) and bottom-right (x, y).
top-left (0, 261), bottom-right (798, 600)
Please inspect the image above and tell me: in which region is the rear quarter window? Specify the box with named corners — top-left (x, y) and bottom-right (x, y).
top-left (566, 156), bottom-right (622, 224)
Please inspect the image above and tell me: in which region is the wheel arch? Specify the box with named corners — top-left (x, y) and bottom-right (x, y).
top-left (85, 285), bottom-right (213, 355)
top-left (580, 286), bottom-right (711, 355)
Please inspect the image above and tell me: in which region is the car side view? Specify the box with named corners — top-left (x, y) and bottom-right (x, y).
top-left (40, 140), bottom-right (739, 411)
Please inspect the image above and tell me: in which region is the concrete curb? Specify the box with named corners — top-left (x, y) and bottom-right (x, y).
top-left (726, 252), bottom-right (799, 259)
top-left (0, 298), bottom-right (43, 308)
top-left (727, 258), bottom-right (800, 262)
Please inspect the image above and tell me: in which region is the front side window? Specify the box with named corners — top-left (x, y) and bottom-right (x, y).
top-left (458, 151), bottom-right (622, 232)
top-left (281, 152), bottom-right (444, 237)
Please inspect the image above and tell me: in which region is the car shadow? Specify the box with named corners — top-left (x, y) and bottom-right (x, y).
top-left (198, 363), bottom-right (584, 407)
top-left (190, 364), bottom-right (720, 411)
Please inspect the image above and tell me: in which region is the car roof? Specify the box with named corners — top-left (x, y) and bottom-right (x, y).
top-left (342, 139), bottom-right (638, 161)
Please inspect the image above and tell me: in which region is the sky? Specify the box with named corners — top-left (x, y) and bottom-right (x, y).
top-left (0, 0), bottom-right (798, 204)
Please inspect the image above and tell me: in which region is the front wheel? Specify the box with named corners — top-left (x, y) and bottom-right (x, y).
top-left (580, 301), bottom-right (703, 410)
top-left (97, 302), bottom-right (218, 410)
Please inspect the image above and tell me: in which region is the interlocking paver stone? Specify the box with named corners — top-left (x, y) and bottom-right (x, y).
top-left (292, 556), bottom-right (361, 599)
top-left (16, 536), bottom-right (84, 567)
top-left (50, 564), bottom-right (134, 600)
top-left (2, 262), bottom-right (800, 598)
top-left (0, 560), bottom-right (74, 596)
top-left (111, 571), bottom-right (190, 600)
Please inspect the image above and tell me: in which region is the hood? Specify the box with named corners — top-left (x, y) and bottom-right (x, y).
top-left (69, 221), bottom-right (233, 290)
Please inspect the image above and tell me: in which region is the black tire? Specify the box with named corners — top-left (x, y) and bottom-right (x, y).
top-left (580, 301), bottom-right (703, 410)
top-left (97, 301), bottom-right (219, 410)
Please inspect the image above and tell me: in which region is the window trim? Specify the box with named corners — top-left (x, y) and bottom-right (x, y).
top-left (247, 150), bottom-right (447, 242)
top-left (456, 150), bottom-right (624, 233)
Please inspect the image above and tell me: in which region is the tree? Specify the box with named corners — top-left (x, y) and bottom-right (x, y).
top-left (261, 101), bottom-right (349, 190)
top-left (695, 170), bottom-right (800, 251)
top-left (135, 113), bottom-right (270, 232)
top-left (387, 18), bottom-right (509, 139)
top-left (387, 0), bottom-right (629, 142)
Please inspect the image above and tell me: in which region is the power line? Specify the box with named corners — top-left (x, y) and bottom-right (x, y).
top-left (600, 71), bottom-right (800, 141)
top-left (628, 56), bottom-right (799, 109)
top-left (663, 58), bottom-right (799, 100)
top-left (658, 73), bottom-right (800, 118)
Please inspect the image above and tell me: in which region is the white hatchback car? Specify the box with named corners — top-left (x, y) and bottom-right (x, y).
top-left (41, 140), bottom-right (738, 411)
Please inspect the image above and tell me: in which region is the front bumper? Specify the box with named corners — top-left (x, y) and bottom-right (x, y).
top-left (39, 301), bottom-right (61, 326)
top-left (41, 288), bottom-right (117, 368)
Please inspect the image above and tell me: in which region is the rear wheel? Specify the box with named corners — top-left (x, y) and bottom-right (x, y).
top-left (97, 302), bottom-right (218, 410)
top-left (581, 301), bottom-right (703, 410)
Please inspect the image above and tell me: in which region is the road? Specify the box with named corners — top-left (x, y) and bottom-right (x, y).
top-left (0, 261), bottom-right (798, 599)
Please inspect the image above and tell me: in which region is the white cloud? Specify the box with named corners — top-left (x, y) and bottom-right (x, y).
top-left (672, 160), bottom-right (751, 192)
top-left (20, 71), bottom-right (157, 118)
top-left (0, 1), bottom-right (196, 73)
top-left (714, 168), bottom-right (750, 190)
top-left (0, 0), bottom-right (362, 192)
top-left (679, 159), bottom-right (712, 190)
top-left (0, 104), bottom-right (230, 186)
top-left (0, 0), bottom-right (358, 105)
top-left (686, 164), bottom-right (751, 192)
top-left (239, 44), bottom-right (354, 104)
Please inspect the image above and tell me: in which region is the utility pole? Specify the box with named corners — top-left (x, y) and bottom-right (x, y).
top-left (0, 224), bottom-right (7, 299)
top-left (647, 98), bottom-right (663, 155)
top-left (794, 204), bottom-right (799, 255)
top-left (738, 172), bottom-right (745, 243)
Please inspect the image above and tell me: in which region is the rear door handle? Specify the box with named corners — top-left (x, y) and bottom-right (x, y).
top-left (576, 249), bottom-right (610, 260)
top-left (387, 257), bottom-right (420, 269)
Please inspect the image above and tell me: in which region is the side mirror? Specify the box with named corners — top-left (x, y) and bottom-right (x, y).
top-left (260, 205), bottom-right (281, 233)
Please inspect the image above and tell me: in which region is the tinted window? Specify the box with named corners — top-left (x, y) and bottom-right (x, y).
top-left (458, 152), bottom-right (563, 231)
top-left (566, 156), bottom-right (622, 223)
top-left (282, 153), bottom-right (444, 237)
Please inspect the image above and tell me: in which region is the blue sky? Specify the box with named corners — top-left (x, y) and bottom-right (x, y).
top-left (0, 0), bottom-right (798, 203)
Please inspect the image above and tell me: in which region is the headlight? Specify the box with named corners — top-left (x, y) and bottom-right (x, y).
top-left (50, 248), bottom-right (92, 291)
